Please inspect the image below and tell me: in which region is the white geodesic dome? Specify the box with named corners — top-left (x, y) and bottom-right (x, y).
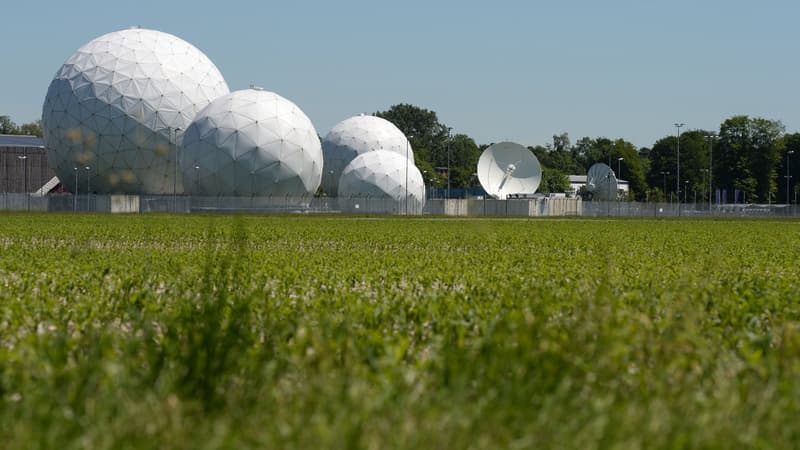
top-left (321, 115), bottom-right (413, 197)
top-left (41, 27), bottom-right (230, 194)
top-left (181, 88), bottom-right (322, 197)
top-left (338, 150), bottom-right (425, 214)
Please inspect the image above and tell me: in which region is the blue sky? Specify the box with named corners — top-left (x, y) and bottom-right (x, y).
top-left (2, 0), bottom-right (798, 148)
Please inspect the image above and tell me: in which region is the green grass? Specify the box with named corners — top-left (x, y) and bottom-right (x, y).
top-left (1, 214), bottom-right (799, 449)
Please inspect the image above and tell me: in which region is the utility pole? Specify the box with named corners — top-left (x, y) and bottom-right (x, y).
top-left (675, 123), bottom-right (684, 215)
top-left (787, 150), bottom-right (795, 206)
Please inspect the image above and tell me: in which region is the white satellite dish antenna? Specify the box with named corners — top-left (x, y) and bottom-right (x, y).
top-left (586, 163), bottom-right (618, 201)
top-left (477, 142), bottom-right (542, 199)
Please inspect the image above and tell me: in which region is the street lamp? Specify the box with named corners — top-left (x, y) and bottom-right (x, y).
top-left (617, 157), bottom-right (624, 180)
top-left (18, 155), bottom-right (28, 211)
top-left (786, 150), bottom-right (794, 206)
top-left (170, 127), bottom-right (182, 212)
top-left (422, 169), bottom-right (429, 200)
top-left (73, 167), bottom-right (78, 212)
top-left (85, 166), bottom-right (91, 211)
top-left (250, 171), bottom-right (255, 201)
top-left (675, 123), bottom-right (684, 210)
top-left (700, 169), bottom-right (708, 208)
top-left (684, 180), bottom-right (689, 203)
top-left (446, 127), bottom-right (452, 199)
top-left (194, 164), bottom-right (200, 195)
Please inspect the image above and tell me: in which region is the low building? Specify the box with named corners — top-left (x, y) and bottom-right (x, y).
top-left (0, 135), bottom-right (59, 194)
top-left (569, 175), bottom-right (629, 198)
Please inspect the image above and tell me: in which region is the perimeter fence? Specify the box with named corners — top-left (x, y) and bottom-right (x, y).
top-left (2, 193), bottom-right (800, 218)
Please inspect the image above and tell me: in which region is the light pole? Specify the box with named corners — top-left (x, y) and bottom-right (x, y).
top-left (194, 164), bottom-right (200, 195)
top-left (617, 156), bottom-right (624, 180)
top-left (705, 134), bottom-right (716, 208)
top-left (684, 180), bottom-right (689, 203)
top-left (786, 150), bottom-right (794, 205)
top-left (171, 127), bottom-right (181, 212)
top-left (700, 169), bottom-right (708, 208)
top-left (422, 169), bottom-right (429, 200)
top-left (18, 155), bottom-right (28, 211)
top-left (85, 166), bottom-right (91, 211)
top-left (446, 127), bottom-right (452, 199)
top-left (405, 135), bottom-right (413, 215)
top-left (250, 171), bottom-right (256, 203)
top-left (73, 167), bottom-right (78, 212)
top-left (675, 123), bottom-right (684, 211)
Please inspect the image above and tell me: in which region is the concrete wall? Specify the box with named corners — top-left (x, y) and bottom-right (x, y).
top-left (421, 198), bottom-right (582, 217)
top-left (0, 194), bottom-right (142, 213)
top-left (3, 195), bottom-right (800, 217)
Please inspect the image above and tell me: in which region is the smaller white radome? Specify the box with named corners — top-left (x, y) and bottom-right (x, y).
top-left (338, 150), bottom-right (425, 214)
top-left (321, 115), bottom-right (413, 196)
top-left (181, 88), bottom-right (323, 197)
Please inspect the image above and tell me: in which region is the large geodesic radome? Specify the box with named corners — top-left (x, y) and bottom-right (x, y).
top-left (321, 115), bottom-right (413, 197)
top-left (41, 27), bottom-right (230, 194)
top-left (338, 150), bottom-right (425, 214)
top-left (181, 88), bottom-right (323, 197)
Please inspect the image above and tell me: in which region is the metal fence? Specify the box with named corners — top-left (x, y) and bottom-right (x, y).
top-left (580, 201), bottom-right (800, 218)
top-left (2, 193), bottom-right (800, 218)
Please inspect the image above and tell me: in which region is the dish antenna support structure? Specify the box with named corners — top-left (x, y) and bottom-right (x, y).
top-left (585, 163), bottom-right (618, 201)
top-left (477, 142), bottom-right (542, 199)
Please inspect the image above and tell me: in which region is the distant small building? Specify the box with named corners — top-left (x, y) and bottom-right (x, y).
top-left (569, 175), bottom-right (629, 198)
top-left (0, 135), bottom-right (60, 194)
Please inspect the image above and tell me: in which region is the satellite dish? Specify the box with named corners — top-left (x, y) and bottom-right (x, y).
top-left (586, 163), bottom-right (618, 201)
top-left (477, 142), bottom-right (542, 199)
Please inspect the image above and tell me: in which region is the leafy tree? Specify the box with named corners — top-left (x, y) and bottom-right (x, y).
top-left (530, 134), bottom-right (587, 194)
top-left (0, 115), bottom-right (17, 134)
top-left (375, 104), bottom-right (449, 171)
top-left (530, 145), bottom-right (550, 167)
top-left (648, 130), bottom-right (713, 202)
top-left (0, 116), bottom-right (43, 137)
top-left (540, 168), bottom-right (570, 193)
top-left (530, 133), bottom-right (584, 175)
top-left (716, 116), bottom-right (784, 202)
top-left (647, 137), bottom-right (676, 196)
top-left (19, 120), bottom-right (43, 137)
top-left (638, 147), bottom-right (651, 183)
top-left (448, 134), bottom-right (481, 188)
top-left (580, 137), bottom-right (647, 200)
top-left (377, 104), bottom-right (483, 190)
top-left (550, 132), bottom-right (571, 152)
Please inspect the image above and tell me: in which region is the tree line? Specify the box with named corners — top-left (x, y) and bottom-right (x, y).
top-left (377, 104), bottom-right (799, 204)
top-left (0, 116), bottom-right (43, 138)
top-left (4, 107), bottom-right (798, 203)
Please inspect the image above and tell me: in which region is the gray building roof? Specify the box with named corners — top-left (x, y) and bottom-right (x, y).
top-left (0, 134), bottom-right (45, 147)
top-left (569, 175), bottom-right (628, 184)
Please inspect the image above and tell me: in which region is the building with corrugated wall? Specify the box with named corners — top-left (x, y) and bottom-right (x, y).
top-left (0, 135), bottom-right (58, 193)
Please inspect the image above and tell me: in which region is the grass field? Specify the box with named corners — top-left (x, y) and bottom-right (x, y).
top-left (1, 214), bottom-right (799, 449)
